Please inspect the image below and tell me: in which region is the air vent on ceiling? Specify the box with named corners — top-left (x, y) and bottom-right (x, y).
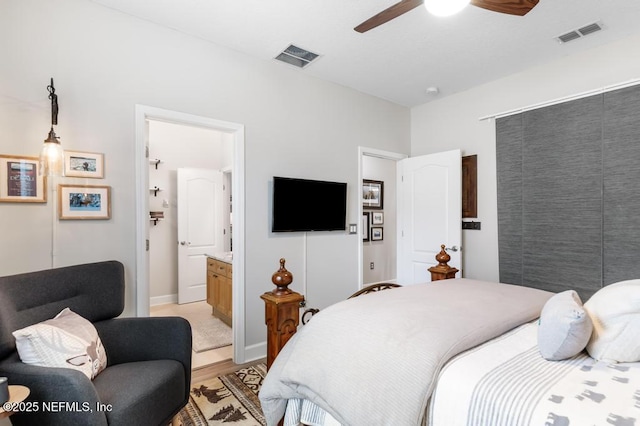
top-left (275, 44), bottom-right (320, 68)
top-left (556, 21), bottom-right (603, 44)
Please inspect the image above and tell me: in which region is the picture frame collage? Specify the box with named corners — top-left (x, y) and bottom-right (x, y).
top-left (362, 179), bottom-right (384, 242)
top-left (0, 150), bottom-right (111, 220)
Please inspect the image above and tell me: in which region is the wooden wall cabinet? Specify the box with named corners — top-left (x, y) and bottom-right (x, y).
top-left (462, 154), bottom-right (477, 218)
top-left (207, 257), bottom-right (232, 326)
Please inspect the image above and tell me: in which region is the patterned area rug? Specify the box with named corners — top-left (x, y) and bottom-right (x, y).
top-left (177, 363), bottom-right (266, 426)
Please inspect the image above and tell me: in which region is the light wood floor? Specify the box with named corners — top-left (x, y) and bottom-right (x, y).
top-left (150, 300), bottom-right (233, 370)
top-left (150, 300), bottom-right (266, 381)
top-left (191, 357), bottom-right (266, 383)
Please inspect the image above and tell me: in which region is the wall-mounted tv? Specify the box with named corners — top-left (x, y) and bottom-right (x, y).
top-left (272, 176), bottom-right (347, 232)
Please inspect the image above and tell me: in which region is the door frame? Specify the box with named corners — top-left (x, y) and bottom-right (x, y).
top-left (135, 105), bottom-right (247, 363)
top-left (357, 147), bottom-right (408, 288)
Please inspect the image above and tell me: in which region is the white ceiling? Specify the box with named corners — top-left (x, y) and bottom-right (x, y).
top-left (89, 0), bottom-right (640, 107)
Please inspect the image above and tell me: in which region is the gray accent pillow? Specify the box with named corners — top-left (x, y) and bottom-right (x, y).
top-left (538, 290), bottom-right (593, 361)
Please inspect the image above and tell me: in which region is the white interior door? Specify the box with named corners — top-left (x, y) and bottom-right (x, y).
top-left (397, 149), bottom-right (462, 285)
top-left (177, 168), bottom-right (224, 304)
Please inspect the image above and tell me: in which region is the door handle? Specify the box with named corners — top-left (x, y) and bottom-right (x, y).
top-left (446, 245), bottom-right (460, 252)
top-left (179, 241), bottom-right (189, 246)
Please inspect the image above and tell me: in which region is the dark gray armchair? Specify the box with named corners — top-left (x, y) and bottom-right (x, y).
top-left (0, 261), bottom-right (192, 425)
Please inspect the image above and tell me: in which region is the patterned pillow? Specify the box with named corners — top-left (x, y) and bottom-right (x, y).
top-left (12, 308), bottom-right (107, 379)
top-left (537, 290), bottom-right (593, 361)
top-left (585, 279), bottom-right (640, 363)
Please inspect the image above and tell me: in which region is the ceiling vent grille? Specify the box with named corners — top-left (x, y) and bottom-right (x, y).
top-left (556, 21), bottom-right (603, 44)
top-left (275, 44), bottom-right (320, 68)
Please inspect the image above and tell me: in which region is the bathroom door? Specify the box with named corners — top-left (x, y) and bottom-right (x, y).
top-left (177, 168), bottom-right (224, 304)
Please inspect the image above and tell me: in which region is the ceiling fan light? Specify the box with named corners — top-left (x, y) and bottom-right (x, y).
top-left (424, 0), bottom-right (471, 17)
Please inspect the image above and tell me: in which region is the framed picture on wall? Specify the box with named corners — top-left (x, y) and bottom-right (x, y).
top-left (59, 184), bottom-right (111, 220)
top-left (0, 155), bottom-right (47, 203)
top-left (64, 151), bottom-right (105, 178)
top-left (371, 227), bottom-right (383, 241)
top-left (362, 212), bottom-right (370, 242)
top-left (371, 211), bottom-right (384, 225)
top-left (362, 179), bottom-right (383, 209)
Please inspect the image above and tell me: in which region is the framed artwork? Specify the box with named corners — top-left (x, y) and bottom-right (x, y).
top-left (371, 211), bottom-right (384, 225)
top-left (59, 185), bottom-right (111, 220)
top-left (362, 212), bottom-right (370, 242)
top-left (371, 227), bottom-right (383, 241)
top-left (0, 155), bottom-right (47, 203)
top-left (362, 179), bottom-right (383, 210)
top-left (64, 151), bottom-right (104, 178)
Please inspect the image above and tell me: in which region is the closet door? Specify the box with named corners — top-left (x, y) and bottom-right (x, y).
top-left (603, 85), bottom-right (640, 284)
top-left (497, 95), bottom-right (605, 299)
top-left (496, 114), bottom-right (524, 285)
top-left (521, 96), bottom-right (603, 297)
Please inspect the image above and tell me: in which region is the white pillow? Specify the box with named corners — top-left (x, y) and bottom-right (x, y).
top-left (584, 279), bottom-right (640, 363)
top-left (12, 308), bottom-right (107, 379)
top-left (537, 290), bottom-right (593, 361)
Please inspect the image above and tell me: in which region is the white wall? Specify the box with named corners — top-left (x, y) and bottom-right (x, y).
top-left (148, 120), bottom-right (232, 302)
top-left (0, 0), bottom-right (410, 358)
top-left (411, 32), bottom-right (640, 282)
top-left (362, 156), bottom-right (397, 284)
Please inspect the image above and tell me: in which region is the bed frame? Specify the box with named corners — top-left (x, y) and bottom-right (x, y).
top-left (260, 245), bottom-right (458, 369)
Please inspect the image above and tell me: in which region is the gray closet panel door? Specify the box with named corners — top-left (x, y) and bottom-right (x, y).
top-left (603, 85), bottom-right (640, 284)
top-left (496, 114), bottom-right (524, 285)
top-left (522, 96), bottom-right (603, 298)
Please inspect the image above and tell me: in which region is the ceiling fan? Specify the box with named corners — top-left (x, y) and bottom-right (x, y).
top-left (354, 0), bottom-right (539, 33)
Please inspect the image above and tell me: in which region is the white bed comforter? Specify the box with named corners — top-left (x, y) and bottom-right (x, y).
top-left (259, 278), bottom-right (553, 426)
top-left (429, 321), bottom-right (640, 426)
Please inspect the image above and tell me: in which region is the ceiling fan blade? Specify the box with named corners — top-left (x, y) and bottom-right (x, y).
top-left (354, 0), bottom-right (424, 33)
top-left (470, 0), bottom-right (539, 16)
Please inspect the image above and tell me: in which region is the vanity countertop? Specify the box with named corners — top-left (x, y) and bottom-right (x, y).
top-left (206, 252), bottom-right (232, 264)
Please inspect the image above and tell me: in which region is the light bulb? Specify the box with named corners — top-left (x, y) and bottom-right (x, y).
top-left (424, 0), bottom-right (470, 17)
top-left (39, 128), bottom-right (65, 177)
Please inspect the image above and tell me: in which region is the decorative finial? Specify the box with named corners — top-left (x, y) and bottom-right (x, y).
top-left (435, 244), bottom-right (451, 266)
top-left (271, 258), bottom-right (293, 295)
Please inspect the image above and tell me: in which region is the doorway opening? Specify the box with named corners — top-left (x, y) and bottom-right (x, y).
top-left (357, 147), bottom-right (463, 288)
top-left (357, 147), bottom-right (407, 289)
top-left (147, 121), bottom-right (232, 368)
top-left (135, 105), bottom-right (247, 364)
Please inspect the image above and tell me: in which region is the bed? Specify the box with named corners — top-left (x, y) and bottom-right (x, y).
top-left (258, 277), bottom-right (640, 426)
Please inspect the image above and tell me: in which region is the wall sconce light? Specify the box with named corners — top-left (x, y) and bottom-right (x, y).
top-left (39, 78), bottom-right (65, 177)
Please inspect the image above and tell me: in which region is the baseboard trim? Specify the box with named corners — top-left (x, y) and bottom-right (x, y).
top-left (241, 341), bottom-right (267, 364)
top-left (150, 294), bottom-right (177, 306)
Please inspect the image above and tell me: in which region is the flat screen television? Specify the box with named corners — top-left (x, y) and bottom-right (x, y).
top-left (272, 176), bottom-right (347, 232)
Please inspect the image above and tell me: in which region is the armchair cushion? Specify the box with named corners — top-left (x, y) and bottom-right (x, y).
top-left (95, 316), bottom-right (192, 399)
top-left (13, 308), bottom-right (107, 379)
top-left (93, 359), bottom-right (186, 425)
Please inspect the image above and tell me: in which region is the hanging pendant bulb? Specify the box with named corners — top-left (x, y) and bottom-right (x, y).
top-left (424, 0), bottom-right (470, 17)
top-left (39, 78), bottom-right (65, 177)
top-left (40, 127), bottom-right (65, 177)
